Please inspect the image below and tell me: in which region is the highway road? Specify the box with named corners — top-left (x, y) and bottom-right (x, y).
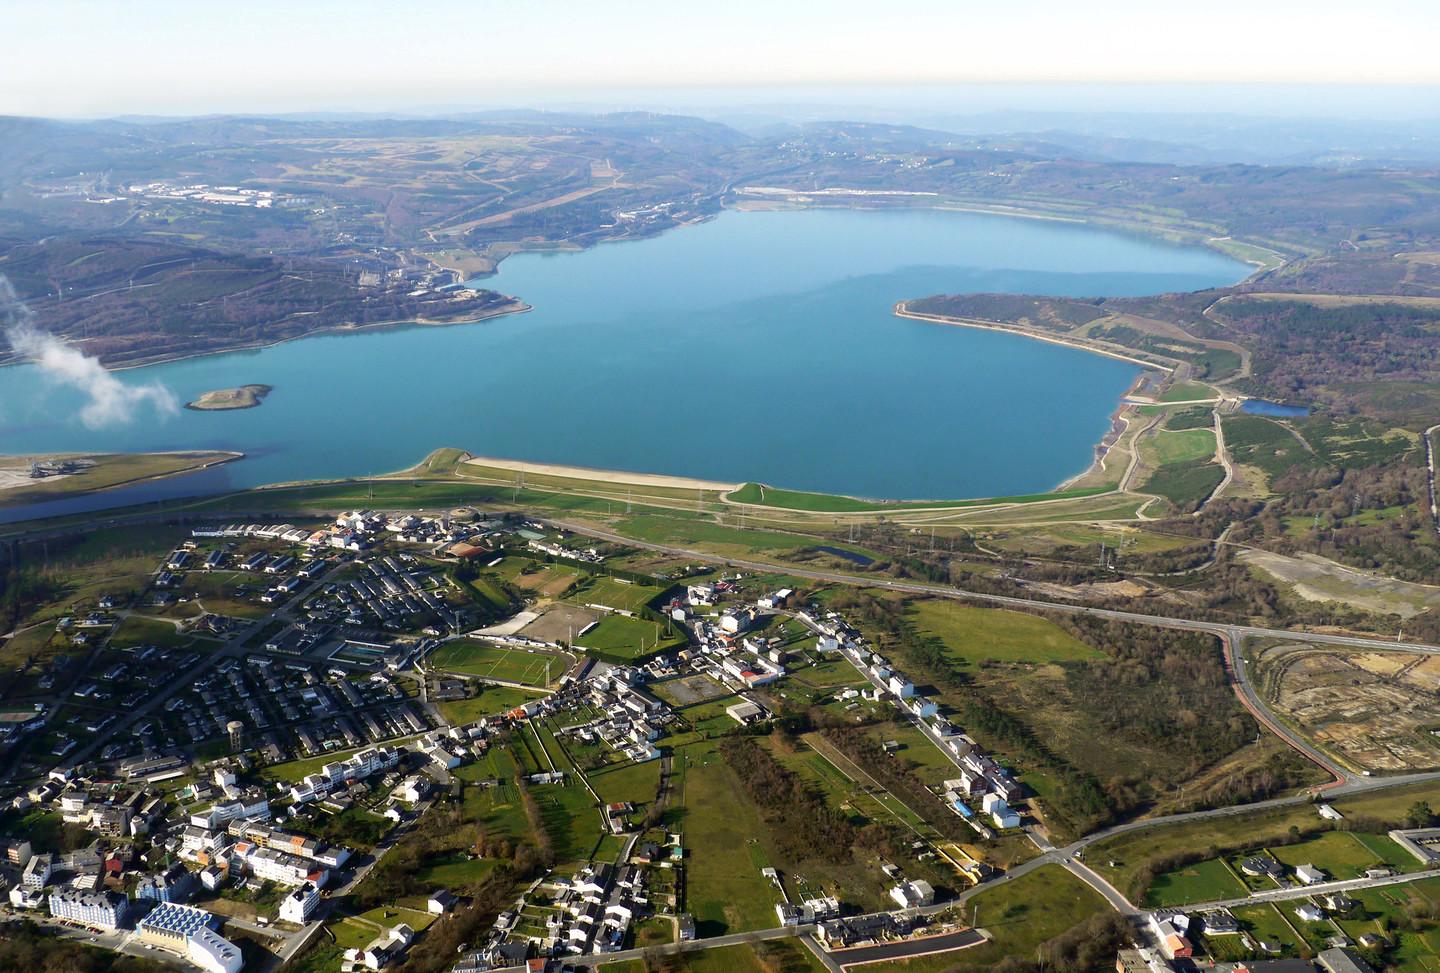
top-left (549, 517), bottom-right (1440, 656)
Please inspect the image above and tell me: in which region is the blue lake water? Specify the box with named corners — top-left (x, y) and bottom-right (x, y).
top-left (0, 208), bottom-right (1247, 521)
top-left (1241, 399), bottom-right (1310, 418)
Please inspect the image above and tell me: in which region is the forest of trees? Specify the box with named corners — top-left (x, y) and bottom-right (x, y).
top-left (1214, 298), bottom-right (1440, 395)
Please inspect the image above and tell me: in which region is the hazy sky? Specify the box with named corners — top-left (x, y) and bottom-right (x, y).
top-left (3, 0), bottom-right (1439, 117)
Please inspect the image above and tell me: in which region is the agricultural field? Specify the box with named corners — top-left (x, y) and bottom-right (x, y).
top-left (428, 639), bottom-right (574, 687)
top-left (673, 742), bottom-right (785, 936)
top-left (904, 601), bottom-right (1101, 666)
top-left (1250, 641), bottom-right (1440, 772)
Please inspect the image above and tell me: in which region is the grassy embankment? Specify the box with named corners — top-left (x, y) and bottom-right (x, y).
top-left (0, 451), bottom-right (241, 508)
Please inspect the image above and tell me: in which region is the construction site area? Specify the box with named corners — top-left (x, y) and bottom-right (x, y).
top-left (1251, 639), bottom-right (1440, 773)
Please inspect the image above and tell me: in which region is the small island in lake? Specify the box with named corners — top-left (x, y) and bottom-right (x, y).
top-left (186, 384), bottom-right (273, 411)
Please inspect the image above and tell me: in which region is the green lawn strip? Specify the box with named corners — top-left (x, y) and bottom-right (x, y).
top-left (1145, 857), bottom-right (1251, 908)
top-left (725, 482), bottom-right (1106, 513)
top-left (1232, 902), bottom-right (1306, 953)
top-left (570, 576), bottom-right (669, 614)
top-left (587, 758), bottom-right (663, 806)
top-left (110, 615), bottom-right (204, 650)
top-left (1268, 831), bottom-right (1416, 879)
top-left (574, 613), bottom-right (684, 658)
top-left (1159, 381), bottom-right (1219, 403)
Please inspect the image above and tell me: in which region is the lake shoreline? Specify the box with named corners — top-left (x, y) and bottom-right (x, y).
top-left (0, 300), bottom-right (531, 374)
top-left (895, 301), bottom-right (1177, 493)
top-left (0, 450), bottom-right (245, 510)
top-left (2, 207), bottom-right (1247, 513)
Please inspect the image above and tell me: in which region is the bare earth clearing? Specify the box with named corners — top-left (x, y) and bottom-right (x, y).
top-left (1240, 548), bottom-right (1440, 618)
top-left (1253, 641), bottom-right (1440, 773)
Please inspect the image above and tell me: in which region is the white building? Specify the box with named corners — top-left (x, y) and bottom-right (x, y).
top-left (393, 775), bottom-right (429, 804)
top-left (190, 792), bottom-right (270, 830)
top-left (983, 793), bottom-right (1021, 829)
top-left (280, 882), bottom-right (323, 923)
top-left (1296, 864), bottom-right (1326, 885)
top-left (189, 926), bottom-right (245, 973)
top-left (49, 887), bottom-right (130, 930)
top-left (887, 675), bottom-right (915, 699)
top-left (8, 887), bottom-right (44, 909)
top-left (22, 852), bottom-right (52, 889)
top-left (889, 879), bottom-right (935, 908)
top-left (234, 842), bottom-right (325, 887)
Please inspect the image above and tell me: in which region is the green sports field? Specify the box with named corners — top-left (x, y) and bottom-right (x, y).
top-left (571, 576), bottom-right (669, 614)
top-left (429, 639), bottom-right (572, 686)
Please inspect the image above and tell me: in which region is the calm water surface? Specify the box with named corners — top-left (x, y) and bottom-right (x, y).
top-left (0, 209), bottom-right (1246, 521)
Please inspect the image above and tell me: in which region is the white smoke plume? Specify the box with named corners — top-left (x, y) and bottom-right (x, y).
top-left (1, 274), bottom-right (178, 429)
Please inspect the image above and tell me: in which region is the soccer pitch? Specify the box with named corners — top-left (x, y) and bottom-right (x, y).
top-left (429, 639), bottom-right (572, 687)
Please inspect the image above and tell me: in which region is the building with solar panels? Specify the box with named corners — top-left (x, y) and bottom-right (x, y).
top-left (137, 902), bottom-right (243, 973)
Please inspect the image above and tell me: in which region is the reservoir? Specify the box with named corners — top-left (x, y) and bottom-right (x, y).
top-left (0, 208), bottom-right (1246, 520)
top-left (1241, 399), bottom-right (1310, 418)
